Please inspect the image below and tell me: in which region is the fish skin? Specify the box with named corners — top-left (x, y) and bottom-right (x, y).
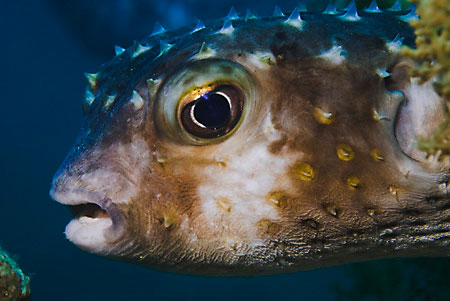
top-left (50, 9), bottom-right (450, 275)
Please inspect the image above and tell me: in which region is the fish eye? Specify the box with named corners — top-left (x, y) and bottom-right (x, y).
top-left (178, 84), bottom-right (244, 139)
top-left (155, 59), bottom-right (257, 145)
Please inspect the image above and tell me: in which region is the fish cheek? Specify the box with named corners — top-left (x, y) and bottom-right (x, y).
top-left (265, 61), bottom-right (401, 228)
top-left (115, 132), bottom-right (207, 264)
top-left (109, 163), bottom-right (186, 263)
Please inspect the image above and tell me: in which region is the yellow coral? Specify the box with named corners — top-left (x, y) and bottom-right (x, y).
top-left (402, 0), bottom-right (450, 155)
top-left (402, 0), bottom-right (450, 98)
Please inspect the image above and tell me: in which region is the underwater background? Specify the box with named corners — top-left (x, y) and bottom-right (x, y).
top-left (2, 0), bottom-right (450, 300)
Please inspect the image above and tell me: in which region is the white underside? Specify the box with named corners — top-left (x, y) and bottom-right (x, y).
top-left (198, 113), bottom-right (298, 245)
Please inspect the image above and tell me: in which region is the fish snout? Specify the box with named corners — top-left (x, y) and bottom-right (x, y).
top-left (50, 162), bottom-right (127, 254)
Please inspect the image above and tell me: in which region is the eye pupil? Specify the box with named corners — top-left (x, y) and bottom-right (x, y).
top-left (193, 92), bottom-right (231, 129)
top-left (180, 84), bottom-right (244, 139)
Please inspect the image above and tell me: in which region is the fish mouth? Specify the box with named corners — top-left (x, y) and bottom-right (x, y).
top-left (50, 188), bottom-right (125, 253)
top-left (69, 203), bottom-right (109, 219)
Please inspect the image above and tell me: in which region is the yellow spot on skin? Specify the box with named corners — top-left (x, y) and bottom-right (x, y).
top-left (217, 197), bottom-right (232, 212)
top-left (266, 191), bottom-right (287, 208)
top-left (296, 163), bottom-right (315, 181)
top-left (217, 160), bottom-right (227, 167)
top-left (257, 219), bottom-right (280, 235)
top-left (223, 237), bottom-right (239, 250)
top-left (276, 54), bottom-right (285, 61)
top-left (325, 205), bottom-right (338, 217)
top-left (160, 215), bottom-right (176, 229)
top-left (347, 176), bottom-right (361, 190)
top-left (156, 156), bottom-right (168, 168)
top-left (372, 108), bottom-right (381, 121)
top-left (313, 107), bottom-right (334, 125)
top-left (389, 185), bottom-right (399, 200)
top-left (370, 148), bottom-right (384, 161)
top-left (257, 219), bottom-right (272, 232)
top-left (372, 108), bottom-right (389, 121)
top-left (337, 144), bottom-right (355, 161)
top-left (389, 186), bottom-right (396, 193)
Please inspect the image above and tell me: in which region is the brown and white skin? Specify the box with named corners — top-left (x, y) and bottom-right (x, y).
top-left (50, 9), bottom-right (450, 275)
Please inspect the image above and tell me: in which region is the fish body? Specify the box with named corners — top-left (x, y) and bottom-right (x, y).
top-left (50, 6), bottom-right (449, 275)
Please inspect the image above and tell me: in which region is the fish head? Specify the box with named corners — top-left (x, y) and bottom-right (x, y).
top-left (50, 12), bottom-right (449, 275)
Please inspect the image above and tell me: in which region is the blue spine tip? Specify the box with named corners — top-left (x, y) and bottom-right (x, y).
top-left (152, 22), bottom-right (166, 35)
top-left (226, 6), bottom-right (239, 20)
top-left (297, 0), bottom-right (307, 12)
top-left (341, 0), bottom-right (360, 21)
top-left (288, 7), bottom-right (301, 21)
top-left (155, 40), bottom-right (173, 58)
top-left (245, 8), bottom-right (257, 20)
top-left (192, 19), bottom-right (205, 32)
top-left (160, 40), bottom-right (171, 51)
top-left (219, 19), bottom-right (234, 34)
top-left (365, 0), bottom-right (381, 12)
top-left (114, 45), bottom-right (125, 56)
top-left (284, 7), bottom-right (303, 29)
top-left (342, 0), bottom-right (354, 11)
top-left (324, 1), bottom-right (338, 15)
top-left (134, 43), bottom-right (152, 57)
top-left (407, 4), bottom-right (417, 14)
top-left (392, 34), bottom-right (404, 45)
top-left (388, 0), bottom-right (402, 11)
top-left (399, 6), bottom-right (419, 21)
top-left (85, 90), bottom-right (95, 106)
top-left (273, 5), bottom-right (285, 17)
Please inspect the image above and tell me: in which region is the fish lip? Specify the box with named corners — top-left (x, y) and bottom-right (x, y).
top-left (49, 187), bottom-right (126, 249)
top-left (96, 197), bottom-right (126, 241)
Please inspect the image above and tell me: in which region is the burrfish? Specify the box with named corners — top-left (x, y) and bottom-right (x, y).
top-left (50, 3), bottom-right (450, 275)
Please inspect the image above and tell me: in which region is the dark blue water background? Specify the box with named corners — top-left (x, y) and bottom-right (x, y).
top-left (0, 0), bottom-right (421, 300)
